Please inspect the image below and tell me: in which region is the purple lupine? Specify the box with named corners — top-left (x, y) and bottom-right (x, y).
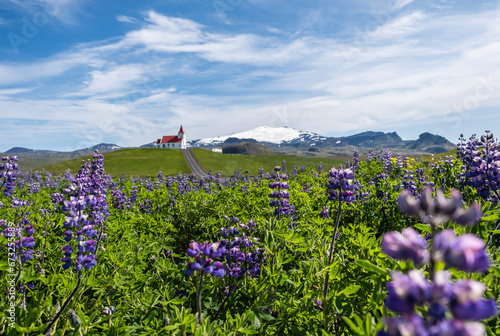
top-left (378, 188), bottom-right (497, 335)
top-left (0, 155), bottom-right (19, 197)
top-left (320, 205), bottom-right (330, 219)
top-left (60, 151), bottom-right (109, 272)
top-left (402, 169), bottom-right (418, 196)
top-left (185, 240), bottom-right (227, 325)
top-left (379, 271), bottom-right (497, 335)
top-left (433, 230), bottom-right (489, 273)
top-left (269, 167), bottom-right (295, 222)
top-left (219, 219), bottom-right (262, 280)
top-left (381, 228), bottom-right (429, 265)
top-left (367, 150), bottom-right (375, 162)
top-left (395, 154), bottom-right (403, 173)
top-left (139, 200), bottom-right (153, 214)
top-left (185, 241), bottom-right (226, 277)
top-left (353, 148), bottom-right (359, 171)
top-left (383, 150), bottom-right (393, 175)
top-left (326, 167), bottom-right (357, 204)
top-left (384, 270), bottom-right (430, 315)
top-left (458, 131), bottom-right (500, 203)
top-left (398, 188), bottom-right (481, 227)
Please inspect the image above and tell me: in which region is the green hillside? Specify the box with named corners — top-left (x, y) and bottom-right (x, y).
top-left (38, 148), bottom-right (351, 177)
top-left (190, 148), bottom-right (348, 175)
top-left (40, 148), bottom-right (191, 178)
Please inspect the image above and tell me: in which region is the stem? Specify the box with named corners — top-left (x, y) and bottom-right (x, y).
top-left (94, 225), bottom-right (105, 255)
top-left (213, 290), bottom-right (231, 321)
top-left (43, 271), bottom-right (82, 335)
top-left (323, 197), bottom-right (342, 330)
top-left (42, 219), bottom-right (49, 265)
top-left (429, 226), bottom-right (437, 281)
top-left (196, 271), bottom-right (204, 326)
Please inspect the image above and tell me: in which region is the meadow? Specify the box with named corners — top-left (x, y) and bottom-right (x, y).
top-left (1, 133), bottom-right (499, 335)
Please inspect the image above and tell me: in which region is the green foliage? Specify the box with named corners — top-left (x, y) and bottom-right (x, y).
top-left (1, 150), bottom-right (499, 335)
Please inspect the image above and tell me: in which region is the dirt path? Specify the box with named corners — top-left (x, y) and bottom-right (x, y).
top-left (181, 149), bottom-right (207, 177)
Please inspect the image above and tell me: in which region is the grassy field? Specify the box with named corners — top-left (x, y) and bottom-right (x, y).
top-left (39, 148), bottom-right (191, 177)
top-left (36, 147), bottom-right (452, 178)
top-left (417, 149), bottom-right (457, 164)
top-left (190, 148), bottom-right (349, 175)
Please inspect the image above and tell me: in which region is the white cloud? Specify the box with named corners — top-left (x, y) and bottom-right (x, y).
top-left (2, 6), bottom-right (500, 150)
top-left (117, 15), bottom-right (137, 24)
top-left (391, 0), bottom-right (415, 10)
top-left (6, 0), bottom-right (85, 25)
top-left (370, 11), bottom-right (426, 39)
top-left (72, 65), bottom-right (147, 97)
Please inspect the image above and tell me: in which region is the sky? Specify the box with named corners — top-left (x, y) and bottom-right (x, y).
top-left (1, 0), bottom-right (500, 152)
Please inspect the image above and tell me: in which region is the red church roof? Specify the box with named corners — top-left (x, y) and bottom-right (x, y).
top-left (157, 135), bottom-right (182, 144)
top-left (179, 125), bottom-right (185, 134)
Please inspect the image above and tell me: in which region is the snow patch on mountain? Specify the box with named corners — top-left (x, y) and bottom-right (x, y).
top-left (189, 126), bottom-right (326, 147)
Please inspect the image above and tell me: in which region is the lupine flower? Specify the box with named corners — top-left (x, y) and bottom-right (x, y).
top-left (398, 188), bottom-right (481, 227)
top-left (0, 155), bottom-right (19, 197)
top-left (326, 168), bottom-right (357, 203)
top-left (379, 188), bottom-right (497, 336)
top-left (450, 280), bottom-right (497, 321)
top-left (381, 228), bottom-right (429, 265)
top-left (185, 241), bottom-right (226, 278)
top-left (433, 230), bottom-right (489, 273)
top-left (353, 148), bottom-right (359, 171)
top-left (385, 270), bottom-right (430, 315)
top-left (60, 152), bottom-right (109, 272)
top-left (320, 205), bottom-right (330, 219)
top-left (269, 168), bottom-right (295, 221)
top-left (383, 150), bottom-right (393, 174)
top-left (458, 131), bottom-right (500, 203)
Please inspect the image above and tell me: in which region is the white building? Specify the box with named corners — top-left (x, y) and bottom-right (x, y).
top-left (155, 126), bottom-right (187, 149)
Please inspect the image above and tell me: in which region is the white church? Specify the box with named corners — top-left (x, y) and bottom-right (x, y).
top-left (155, 126), bottom-right (187, 149)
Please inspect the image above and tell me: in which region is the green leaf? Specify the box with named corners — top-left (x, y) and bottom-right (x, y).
top-left (482, 215), bottom-right (500, 222)
top-left (355, 260), bottom-right (387, 275)
top-left (341, 316), bottom-right (363, 336)
top-left (338, 285), bottom-right (361, 296)
top-left (413, 223), bottom-right (432, 233)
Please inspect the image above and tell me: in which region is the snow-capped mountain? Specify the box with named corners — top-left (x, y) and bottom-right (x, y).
top-left (188, 126), bottom-right (327, 147)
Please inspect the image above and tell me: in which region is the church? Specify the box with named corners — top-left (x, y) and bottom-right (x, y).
top-left (155, 126), bottom-right (187, 149)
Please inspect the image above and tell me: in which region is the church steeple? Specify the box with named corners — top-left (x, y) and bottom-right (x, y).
top-left (178, 125), bottom-right (184, 139)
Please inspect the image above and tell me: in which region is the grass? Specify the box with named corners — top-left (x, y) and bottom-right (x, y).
top-left (18, 157), bottom-right (70, 171)
top-left (417, 149), bottom-right (457, 164)
top-left (40, 148), bottom-right (191, 178)
top-left (191, 148), bottom-right (349, 175)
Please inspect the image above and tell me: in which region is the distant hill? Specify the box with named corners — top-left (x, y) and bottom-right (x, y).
top-left (222, 142), bottom-right (274, 155)
top-left (2, 143), bottom-right (124, 171)
top-left (140, 142), bottom-right (156, 148)
top-left (403, 132), bottom-right (455, 154)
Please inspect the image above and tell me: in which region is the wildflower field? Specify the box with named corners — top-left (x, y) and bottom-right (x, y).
top-left (1, 132), bottom-right (500, 335)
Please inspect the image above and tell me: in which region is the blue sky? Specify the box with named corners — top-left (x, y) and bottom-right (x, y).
top-left (1, 0), bottom-right (500, 151)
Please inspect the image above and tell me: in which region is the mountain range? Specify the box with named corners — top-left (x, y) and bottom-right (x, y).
top-left (187, 126), bottom-right (456, 156)
top-left (2, 126), bottom-right (456, 170)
